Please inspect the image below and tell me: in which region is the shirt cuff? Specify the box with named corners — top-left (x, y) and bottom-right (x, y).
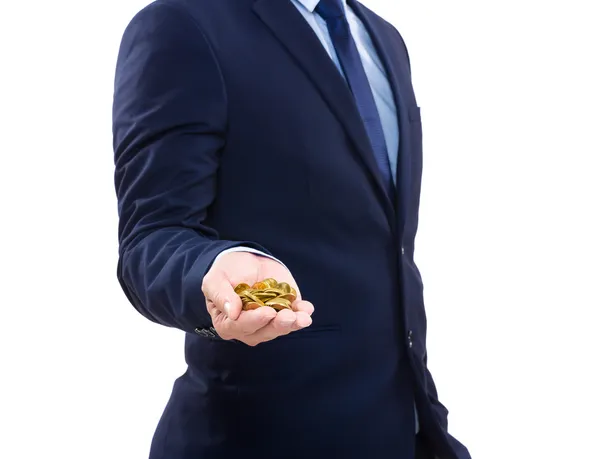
top-left (213, 246), bottom-right (286, 267)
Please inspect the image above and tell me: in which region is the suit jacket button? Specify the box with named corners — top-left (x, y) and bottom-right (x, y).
top-left (408, 330), bottom-right (413, 348)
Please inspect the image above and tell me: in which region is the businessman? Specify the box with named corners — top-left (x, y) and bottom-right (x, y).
top-left (113, 0), bottom-right (470, 458)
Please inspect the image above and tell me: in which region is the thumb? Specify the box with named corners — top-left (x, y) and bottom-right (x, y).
top-left (201, 270), bottom-right (242, 321)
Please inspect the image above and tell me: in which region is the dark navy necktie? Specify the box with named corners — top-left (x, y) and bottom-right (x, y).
top-left (315, 0), bottom-right (394, 194)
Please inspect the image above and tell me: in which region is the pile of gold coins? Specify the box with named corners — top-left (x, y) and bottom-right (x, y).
top-left (234, 278), bottom-right (297, 311)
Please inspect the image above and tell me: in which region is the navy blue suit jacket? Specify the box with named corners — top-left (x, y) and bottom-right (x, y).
top-left (113, 1), bottom-right (470, 458)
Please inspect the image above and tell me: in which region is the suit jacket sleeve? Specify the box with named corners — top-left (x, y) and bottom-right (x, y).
top-left (112, 2), bottom-right (269, 333)
top-left (424, 359), bottom-right (449, 431)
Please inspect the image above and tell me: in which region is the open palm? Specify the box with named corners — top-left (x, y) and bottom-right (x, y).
top-left (202, 251), bottom-right (314, 346)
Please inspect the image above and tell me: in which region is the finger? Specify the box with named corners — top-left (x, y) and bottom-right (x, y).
top-left (293, 311), bottom-right (312, 328)
top-left (292, 300), bottom-right (314, 316)
top-left (243, 309), bottom-right (313, 345)
top-left (211, 307), bottom-right (276, 341)
top-left (244, 317), bottom-right (296, 344)
top-left (201, 271), bottom-right (242, 320)
top-left (229, 307), bottom-right (278, 335)
top-left (272, 308), bottom-right (297, 329)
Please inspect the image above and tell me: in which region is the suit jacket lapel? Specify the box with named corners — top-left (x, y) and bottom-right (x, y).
top-left (347, 0), bottom-right (412, 231)
top-left (253, 0), bottom-right (395, 225)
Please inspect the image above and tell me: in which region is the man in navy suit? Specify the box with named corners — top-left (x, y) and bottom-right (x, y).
top-left (113, 0), bottom-right (470, 458)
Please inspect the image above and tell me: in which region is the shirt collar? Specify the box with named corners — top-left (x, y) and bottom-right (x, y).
top-left (295, 0), bottom-right (348, 14)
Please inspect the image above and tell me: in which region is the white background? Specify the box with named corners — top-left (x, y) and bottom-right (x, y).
top-left (1, 1), bottom-right (599, 458)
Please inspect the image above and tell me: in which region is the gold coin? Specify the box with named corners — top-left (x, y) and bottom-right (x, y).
top-left (234, 283), bottom-right (252, 294)
top-left (243, 292), bottom-right (263, 304)
top-left (242, 301), bottom-right (263, 310)
top-left (263, 278), bottom-right (279, 288)
top-left (279, 293), bottom-right (296, 302)
top-left (254, 293), bottom-right (278, 303)
top-left (276, 282), bottom-right (292, 293)
top-left (265, 297), bottom-right (292, 310)
top-left (235, 279), bottom-right (297, 312)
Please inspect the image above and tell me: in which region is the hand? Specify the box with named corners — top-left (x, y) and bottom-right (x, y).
top-left (201, 251), bottom-right (314, 346)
